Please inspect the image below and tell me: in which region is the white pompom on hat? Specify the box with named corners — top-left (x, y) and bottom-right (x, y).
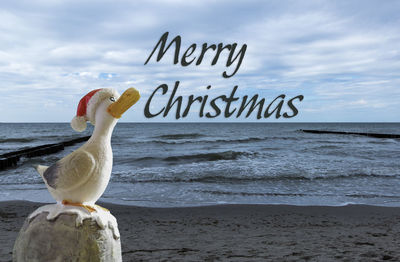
top-left (70, 88), bottom-right (120, 132)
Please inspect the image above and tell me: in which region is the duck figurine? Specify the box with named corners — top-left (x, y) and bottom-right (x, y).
top-left (35, 87), bottom-right (140, 212)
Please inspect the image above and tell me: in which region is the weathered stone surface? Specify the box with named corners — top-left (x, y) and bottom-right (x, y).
top-left (13, 210), bottom-right (121, 262)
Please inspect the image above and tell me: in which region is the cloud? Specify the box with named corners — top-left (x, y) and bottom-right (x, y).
top-left (0, 0), bottom-right (399, 122)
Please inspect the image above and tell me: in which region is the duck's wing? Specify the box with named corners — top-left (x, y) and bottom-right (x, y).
top-left (42, 150), bottom-right (96, 191)
top-left (35, 165), bottom-right (49, 177)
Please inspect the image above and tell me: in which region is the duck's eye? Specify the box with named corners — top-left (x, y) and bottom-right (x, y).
top-left (110, 97), bottom-right (115, 102)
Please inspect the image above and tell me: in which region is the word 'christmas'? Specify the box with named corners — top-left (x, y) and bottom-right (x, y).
top-left (145, 81), bottom-right (303, 119)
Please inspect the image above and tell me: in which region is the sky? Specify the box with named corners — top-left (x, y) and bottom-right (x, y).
top-left (0, 0), bottom-right (399, 122)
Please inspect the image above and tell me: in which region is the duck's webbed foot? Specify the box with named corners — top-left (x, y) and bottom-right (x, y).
top-left (95, 204), bottom-right (109, 212)
top-left (62, 200), bottom-right (96, 213)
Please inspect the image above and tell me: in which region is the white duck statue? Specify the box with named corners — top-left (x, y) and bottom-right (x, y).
top-left (35, 87), bottom-right (140, 212)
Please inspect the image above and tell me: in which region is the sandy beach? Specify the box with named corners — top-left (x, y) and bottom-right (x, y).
top-left (1, 201), bottom-right (400, 261)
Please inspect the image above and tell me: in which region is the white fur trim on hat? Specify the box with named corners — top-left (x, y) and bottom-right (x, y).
top-left (70, 116), bottom-right (87, 132)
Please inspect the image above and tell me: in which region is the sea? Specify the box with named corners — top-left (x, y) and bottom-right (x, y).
top-left (0, 122), bottom-right (399, 207)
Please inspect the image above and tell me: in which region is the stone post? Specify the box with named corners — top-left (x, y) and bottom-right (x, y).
top-left (13, 204), bottom-right (121, 262)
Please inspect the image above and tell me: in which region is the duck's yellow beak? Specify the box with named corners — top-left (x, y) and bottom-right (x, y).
top-left (107, 87), bottom-right (140, 118)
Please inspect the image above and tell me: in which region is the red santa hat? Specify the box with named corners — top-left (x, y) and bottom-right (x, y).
top-left (70, 88), bottom-right (120, 132)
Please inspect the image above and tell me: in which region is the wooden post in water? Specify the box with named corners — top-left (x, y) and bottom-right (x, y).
top-left (0, 136), bottom-right (90, 171)
top-left (300, 129), bottom-right (400, 139)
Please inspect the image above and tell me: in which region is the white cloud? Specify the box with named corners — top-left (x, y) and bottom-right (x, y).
top-left (0, 0), bottom-right (399, 122)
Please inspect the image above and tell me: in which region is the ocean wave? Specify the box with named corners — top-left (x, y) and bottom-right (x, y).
top-left (368, 139), bottom-right (399, 144)
top-left (191, 190), bottom-right (400, 199)
top-left (132, 150), bottom-right (252, 164)
top-left (145, 137), bottom-right (268, 145)
top-left (274, 136), bottom-right (300, 141)
top-left (112, 172), bottom-right (398, 184)
top-left (164, 151), bottom-right (248, 162)
top-left (148, 134), bottom-right (298, 144)
top-left (0, 137), bottom-right (36, 143)
top-left (312, 145), bottom-right (341, 149)
top-left (344, 193), bottom-right (400, 199)
top-left (314, 140), bottom-right (348, 144)
top-left (215, 137), bottom-right (266, 143)
top-left (191, 190), bottom-right (309, 197)
top-left (330, 173), bottom-right (398, 179)
top-left (152, 133), bottom-right (205, 140)
top-left (301, 147), bottom-right (349, 157)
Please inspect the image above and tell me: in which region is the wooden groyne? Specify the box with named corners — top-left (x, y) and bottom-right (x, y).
top-left (301, 130), bottom-right (400, 139)
top-left (0, 136), bottom-right (90, 171)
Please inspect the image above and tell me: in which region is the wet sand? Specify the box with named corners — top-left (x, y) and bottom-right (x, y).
top-left (1, 201), bottom-right (400, 261)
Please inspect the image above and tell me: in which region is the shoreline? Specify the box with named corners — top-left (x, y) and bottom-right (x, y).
top-left (1, 201), bottom-right (400, 261)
